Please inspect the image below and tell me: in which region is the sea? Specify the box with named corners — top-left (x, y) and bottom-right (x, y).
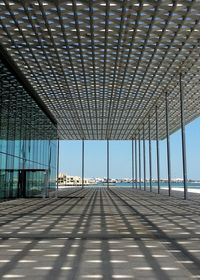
top-left (94, 181), bottom-right (200, 193)
top-left (59, 182), bottom-right (200, 194)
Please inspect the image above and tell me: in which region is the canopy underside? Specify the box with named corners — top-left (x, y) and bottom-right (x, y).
top-left (0, 0), bottom-right (199, 140)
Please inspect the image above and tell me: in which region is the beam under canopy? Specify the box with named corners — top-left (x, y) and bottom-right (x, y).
top-left (0, 1), bottom-right (199, 140)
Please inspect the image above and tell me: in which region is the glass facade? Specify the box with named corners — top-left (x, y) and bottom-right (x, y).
top-left (0, 59), bottom-right (57, 199)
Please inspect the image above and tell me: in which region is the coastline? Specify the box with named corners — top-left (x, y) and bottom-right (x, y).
top-left (161, 186), bottom-right (200, 193)
top-left (58, 183), bottom-right (200, 193)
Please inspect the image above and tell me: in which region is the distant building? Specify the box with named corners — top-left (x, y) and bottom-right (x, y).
top-left (57, 173), bottom-right (96, 186)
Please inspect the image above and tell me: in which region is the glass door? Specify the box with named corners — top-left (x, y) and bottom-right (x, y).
top-left (25, 170), bottom-right (47, 197)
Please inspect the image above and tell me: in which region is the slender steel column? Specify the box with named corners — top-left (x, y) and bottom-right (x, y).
top-left (56, 138), bottom-right (60, 198)
top-left (82, 140), bottom-right (85, 189)
top-left (132, 139), bottom-right (134, 188)
top-left (143, 124), bottom-right (146, 191)
top-left (135, 137), bottom-right (138, 189)
top-left (149, 117), bottom-right (152, 192)
top-left (166, 92), bottom-right (171, 196)
top-left (139, 132), bottom-right (141, 190)
top-left (107, 140), bottom-right (109, 189)
top-left (156, 106), bottom-right (160, 194)
top-left (180, 73), bottom-right (188, 200)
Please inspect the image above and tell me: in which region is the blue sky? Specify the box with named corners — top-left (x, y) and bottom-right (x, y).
top-left (59, 116), bottom-right (200, 180)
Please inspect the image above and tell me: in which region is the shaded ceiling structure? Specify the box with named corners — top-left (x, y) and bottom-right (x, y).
top-left (0, 59), bottom-right (57, 140)
top-left (0, 0), bottom-right (200, 140)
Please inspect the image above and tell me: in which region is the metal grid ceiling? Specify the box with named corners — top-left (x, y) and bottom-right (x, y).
top-left (0, 0), bottom-right (200, 140)
top-left (0, 59), bottom-right (58, 140)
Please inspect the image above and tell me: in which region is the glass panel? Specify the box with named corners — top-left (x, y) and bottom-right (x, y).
top-left (0, 58), bottom-right (57, 200)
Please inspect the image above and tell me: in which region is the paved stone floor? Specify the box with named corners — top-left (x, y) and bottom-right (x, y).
top-left (0, 187), bottom-right (200, 279)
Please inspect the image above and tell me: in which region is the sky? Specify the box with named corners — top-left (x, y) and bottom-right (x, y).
top-left (59, 116), bottom-right (200, 180)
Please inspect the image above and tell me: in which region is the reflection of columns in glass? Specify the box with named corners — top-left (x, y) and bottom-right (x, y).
top-left (135, 137), bottom-right (137, 189)
top-left (132, 139), bottom-right (134, 188)
top-left (138, 132), bottom-right (141, 190)
top-left (156, 106), bottom-right (160, 194)
top-left (148, 116), bottom-right (152, 192)
top-left (165, 92), bottom-right (171, 196)
top-left (82, 140), bottom-right (85, 189)
top-left (43, 170), bottom-right (48, 199)
top-left (56, 138), bottom-right (60, 197)
top-left (107, 140), bottom-right (109, 189)
top-left (143, 124), bottom-right (146, 191)
top-left (180, 73), bottom-right (187, 200)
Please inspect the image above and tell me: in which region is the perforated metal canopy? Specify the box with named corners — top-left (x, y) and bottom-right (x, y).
top-left (0, 0), bottom-right (200, 140)
top-left (0, 58), bottom-right (58, 140)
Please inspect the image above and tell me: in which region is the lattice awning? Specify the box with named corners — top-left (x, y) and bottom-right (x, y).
top-left (0, 0), bottom-right (200, 140)
top-left (0, 59), bottom-right (58, 140)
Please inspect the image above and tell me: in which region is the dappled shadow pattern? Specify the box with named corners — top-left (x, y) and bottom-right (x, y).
top-left (0, 187), bottom-right (199, 279)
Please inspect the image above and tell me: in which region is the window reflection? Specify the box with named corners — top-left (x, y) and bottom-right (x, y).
top-left (0, 59), bottom-right (57, 199)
